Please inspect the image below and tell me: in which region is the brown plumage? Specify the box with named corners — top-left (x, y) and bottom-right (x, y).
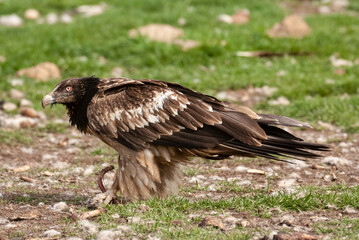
top-left (42, 76), bottom-right (329, 201)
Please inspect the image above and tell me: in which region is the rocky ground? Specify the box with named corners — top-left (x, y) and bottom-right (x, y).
top-left (0, 113), bottom-right (358, 239)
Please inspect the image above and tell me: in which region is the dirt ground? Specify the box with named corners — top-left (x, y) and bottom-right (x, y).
top-left (0, 123), bottom-right (358, 239)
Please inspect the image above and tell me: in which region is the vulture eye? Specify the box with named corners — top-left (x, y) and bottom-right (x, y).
top-left (65, 86), bottom-right (72, 92)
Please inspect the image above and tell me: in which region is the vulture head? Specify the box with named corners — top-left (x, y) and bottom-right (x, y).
top-left (42, 76), bottom-right (100, 108)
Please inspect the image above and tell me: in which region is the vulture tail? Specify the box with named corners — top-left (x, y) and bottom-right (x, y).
top-left (221, 115), bottom-right (331, 162)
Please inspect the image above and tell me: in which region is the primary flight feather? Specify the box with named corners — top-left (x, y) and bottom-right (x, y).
top-left (42, 76), bottom-right (329, 202)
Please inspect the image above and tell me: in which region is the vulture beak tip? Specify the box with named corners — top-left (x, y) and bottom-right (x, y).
top-left (42, 94), bottom-right (54, 108)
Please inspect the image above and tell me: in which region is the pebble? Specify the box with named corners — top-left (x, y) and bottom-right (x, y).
top-left (344, 206), bottom-right (357, 214)
top-left (0, 217), bottom-right (9, 225)
top-left (25, 9), bottom-right (40, 20)
top-left (4, 223), bottom-right (17, 229)
top-left (278, 178), bottom-right (297, 188)
top-left (79, 219), bottom-right (98, 234)
top-left (117, 225), bottom-right (131, 232)
top-left (97, 230), bottom-right (119, 240)
top-left (2, 102), bottom-right (17, 111)
top-left (52, 161), bottom-right (70, 169)
top-left (322, 156), bottom-right (351, 166)
top-left (76, 3), bottom-right (107, 17)
top-left (218, 14), bottom-right (233, 24)
top-left (20, 99), bottom-right (33, 107)
top-left (84, 166), bottom-right (94, 176)
top-left (268, 96), bottom-right (290, 106)
top-left (127, 216), bottom-right (141, 224)
top-left (46, 13), bottom-right (58, 24)
top-left (0, 14), bottom-right (23, 27)
top-left (237, 180), bottom-right (251, 186)
top-left (16, 62), bottom-right (61, 81)
top-left (43, 229), bottom-right (61, 237)
top-left (288, 172), bottom-right (301, 179)
top-left (10, 89), bottom-right (25, 99)
top-left (0, 55), bottom-right (6, 62)
top-left (60, 13), bottom-right (72, 23)
top-left (67, 237), bottom-right (83, 240)
top-left (52, 201), bottom-right (68, 211)
top-left (10, 78), bottom-right (24, 86)
top-left (111, 67), bottom-right (123, 77)
top-left (20, 107), bottom-right (39, 118)
top-left (223, 216), bottom-right (238, 224)
top-left (234, 166), bottom-right (249, 172)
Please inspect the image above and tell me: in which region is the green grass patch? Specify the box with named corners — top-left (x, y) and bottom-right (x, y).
top-left (0, 0), bottom-right (358, 131)
top-left (0, 129), bottom-right (32, 144)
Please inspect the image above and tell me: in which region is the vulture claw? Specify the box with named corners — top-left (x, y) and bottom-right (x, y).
top-left (96, 165), bottom-right (130, 205)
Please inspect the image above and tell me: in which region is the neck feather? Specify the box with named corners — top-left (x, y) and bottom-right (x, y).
top-left (66, 77), bottom-right (100, 133)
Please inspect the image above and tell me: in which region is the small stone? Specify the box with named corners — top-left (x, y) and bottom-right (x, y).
top-left (67, 237), bottom-right (83, 240)
top-left (16, 62), bottom-right (61, 81)
top-left (128, 216), bottom-right (141, 224)
top-left (97, 230), bottom-right (119, 240)
top-left (239, 220), bottom-right (250, 227)
top-left (111, 67), bottom-right (123, 77)
top-left (234, 166), bottom-right (249, 172)
top-left (46, 13), bottom-right (58, 24)
top-left (20, 107), bottom-right (39, 118)
top-left (232, 9), bottom-right (250, 25)
top-left (138, 204), bottom-right (150, 212)
top-left (52, 201), bottom-right (68, 211)
top-left (0, 217), bottom-right (9, 225)
top-left (319, 6), bottom-right (331, 14)
top-left (76, 3), bottom-right (107, 17)
top-left (276, 70), bottom-right (287, 77)
top-left (129, 24), bottom-right (184, 43)
top-left (223, 216), bottom-right (238, 224)
top-left (117, 225), bottom-right (132, 232)
top-left (199, 216), bottom-right (226, 230)
top-left (288, 172), bottom-right (301, 179)
top-left (0, 55), bottom-right (6, 62)
top-left (10, 78), bottom-right (23, 86)
top-left (218, 14), bottom-right (233, 24)
top-left (84, 166), bottom-right (94, 176)
top-left (43, 229), bottom-right (61, 237)
top-left (10, 89), bottom-right (25, 99)
top-left (20, 99), bottom-right (33, 107)
top-left (330, 54), bottom-right (353, 67)
top-left (4, 223), bottom-right (17, 229)
top-left (178, 17), bottom-right (186, 26)
top-left (268, 96), bottom-right (290, 106)
top-left (2, 102), bottom-right (17, 111)
top-left (344, 206), bottom-right (357, 214)
top-left (0, 14), bottom-right (23, 27)
top-left (322, 156), bottom-right (351, 166)
top-left (267, 14), bottom-right (311, 39)
top-left (60, 13), bottom-right (72, 23)
top-left (25, 9), bottom-right (40, 20)
top-left (79, 219), bottom-right (98, 234)
top-left (278, 179), bottom-right (296, 188)
top-left (325, 79), bottom-right (335, 84)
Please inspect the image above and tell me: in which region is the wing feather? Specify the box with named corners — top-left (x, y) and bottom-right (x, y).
top-left (87, 78), bottom-right (267, 151)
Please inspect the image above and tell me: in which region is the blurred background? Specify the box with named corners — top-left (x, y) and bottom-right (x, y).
top-left (0, 0), bottom-right (358, 131)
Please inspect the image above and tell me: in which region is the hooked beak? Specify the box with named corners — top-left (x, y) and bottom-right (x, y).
top-left (42, 94), bottom-right (55, 108)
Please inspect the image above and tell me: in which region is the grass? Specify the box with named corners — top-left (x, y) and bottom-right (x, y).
top-left (0, 0), bottom-right (358, 131)
top-left (94, 185), bottom-right (359, 239)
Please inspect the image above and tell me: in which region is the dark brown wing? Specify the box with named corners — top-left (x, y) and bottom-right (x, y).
top-left (86, 78), bottom-right (267, 151)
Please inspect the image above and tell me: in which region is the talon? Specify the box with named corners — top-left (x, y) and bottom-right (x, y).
top-left (96, 165), bottom-right (126, 204)
top-left (97, 165), bottom-right (115, 193)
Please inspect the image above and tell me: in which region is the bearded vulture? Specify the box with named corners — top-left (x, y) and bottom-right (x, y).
top-left (42, 76), bottom-right (329, 203)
